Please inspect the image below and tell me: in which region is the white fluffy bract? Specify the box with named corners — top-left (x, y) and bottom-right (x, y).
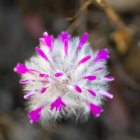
top-left (21, 36), bottom-right (109, 123)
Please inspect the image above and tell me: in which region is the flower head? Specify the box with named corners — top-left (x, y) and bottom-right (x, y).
top-left (14, 31), bottom-right (114, 123)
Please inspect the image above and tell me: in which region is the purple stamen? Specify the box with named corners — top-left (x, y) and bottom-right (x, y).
top-left (50, 97), bottom-right (66, 112)
top-left (74, 85), bottom-right (82, 93)
top-left (77, 33), bottom-right (88, 50)
top-left (88, 103), bottom-right (103, 117)
top-left (64, 39), bottom-right (68, 56)
top-left (35, 47), bottom-right (48, 60)
top-left (24, 91), bottom-right (36, 99)
top-left (78, 56), bottom-right (91, 65)
top-left (28, 107), bottom-right (43, 123)
top-left (55, 73), bottom-right (64, 77)
top-left (84, 76), bottom-right (96, 80)
top-left (87, 89), bottom-right (96, 96)
top-left (98, 89), bottom-right (113, 99)
top-left (93, 49), bottom-right (109, 62)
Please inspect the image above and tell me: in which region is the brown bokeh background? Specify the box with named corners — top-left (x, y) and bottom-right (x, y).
top-left (0, 0), bottom-right (140, 139)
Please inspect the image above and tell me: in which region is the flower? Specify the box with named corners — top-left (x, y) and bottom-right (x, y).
top-left (14, 31), bottom-right (114, 123)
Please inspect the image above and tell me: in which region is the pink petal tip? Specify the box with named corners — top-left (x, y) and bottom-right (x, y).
top-left (74, 85), bottom-right (82, 93)
top-left (43, 32), bottom-right (52, 50)
top-left (78, 56), bottom-right (91, 65)
top-left (88, 103), bottom-right (104, 117)
top-left (41, 88), bottom-right (47, 94)
top-left (98, 89), bottom-right (113, 99)
top-left (20, 80), bottom-right (31, 83)
top-left (28, 107), bottom-right (42, 123)
top-left (55, 73), bottom-right (64, 77)
top-left (77, 33), bottom-right (88, 50)
top-left (58, 32), bottom-right (71, 42)
top-left (14, 63), bottom-right (30, 74)
top-left (64, 39), bottom-right (68, 56)
top-left (50, 97), bottom-right (66, 112)
top-left (101, 77), bottom-right (115, 81)
top-left (84, 76), bottom-right (96, 80)
top-left (87, 89), bottom-right (96, 96)
top-left (35, 47), bottom-right (48, 60)
top-left (24, 91), bottom-right (36, 99)
top-left (94, 49), bottom-right (109, 62)
top-left (39, 73), bottom-right (49, 78)
top-left (93, 67), bottom-right (104, 72)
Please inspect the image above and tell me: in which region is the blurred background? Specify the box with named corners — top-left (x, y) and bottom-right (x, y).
top-left (0, 0), bottom-right (140, 139)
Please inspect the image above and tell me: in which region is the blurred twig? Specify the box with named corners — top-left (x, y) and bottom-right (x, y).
top-left (66, 0), bottom-right (92, 21)
top-left (67, 0), bottom-right (133, 54)
top-left (92, 0), bottom-right (124, 29)
top-left (66, 0), bottom-right (92, 33)
top-left (67, 0), bottom-right (125, 33)
top-left (92, 0), bottom-right (133, 54)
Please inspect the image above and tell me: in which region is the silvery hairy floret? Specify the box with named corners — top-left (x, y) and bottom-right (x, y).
top-left (14, 31), bottom-right (114, 123)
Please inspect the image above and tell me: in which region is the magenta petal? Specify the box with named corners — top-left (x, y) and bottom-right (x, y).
top-left (77, 33), bottom-right (88, 50)
top-left (50, 97), bottom-right (66, 112)
top-left (24, 91), bottom-right (36, 99)
top-left (39, 38), bottom-right (45, 46)
top-left (101, 77), bottom-right (114, 81)
top-left (39, 73), bottom-right (49, 78)
top-left (14, 63), bottom-right (30, 74)
top-left (84, 76), bottom-right (96, 80)
top-left (28, 107), bottom-right (42, 123)
top-left (43, 32), bottom-right (52, 50)
top-left (55, 73), bottom-right (63, 77)
top-left (41, 88), bottom-right (47, 94)
top-left (58, 32), bottom-right (71, 42)
top-left (35, 47), bottom-right (48, 60)
top-left (64, 39), bottom-right (68, 56)
top-left (98, 89), bottom-right (113, 99)
top-left (93, 67), bottom-right (104, 72)
top-left (93, 49), bottom-right (109, 62)
top-left (74, 85), bottom-right (82, 93)
top-left (78, 56), bottom-right (91, 65)
top-left (88, 103), bottom-right (103, 117)
top-left (50, 35), bottom-right (54, 51)
top-left (87, 89), bottom-right (96, 96)
top-left (20, 80), bottom-right (31, 83)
